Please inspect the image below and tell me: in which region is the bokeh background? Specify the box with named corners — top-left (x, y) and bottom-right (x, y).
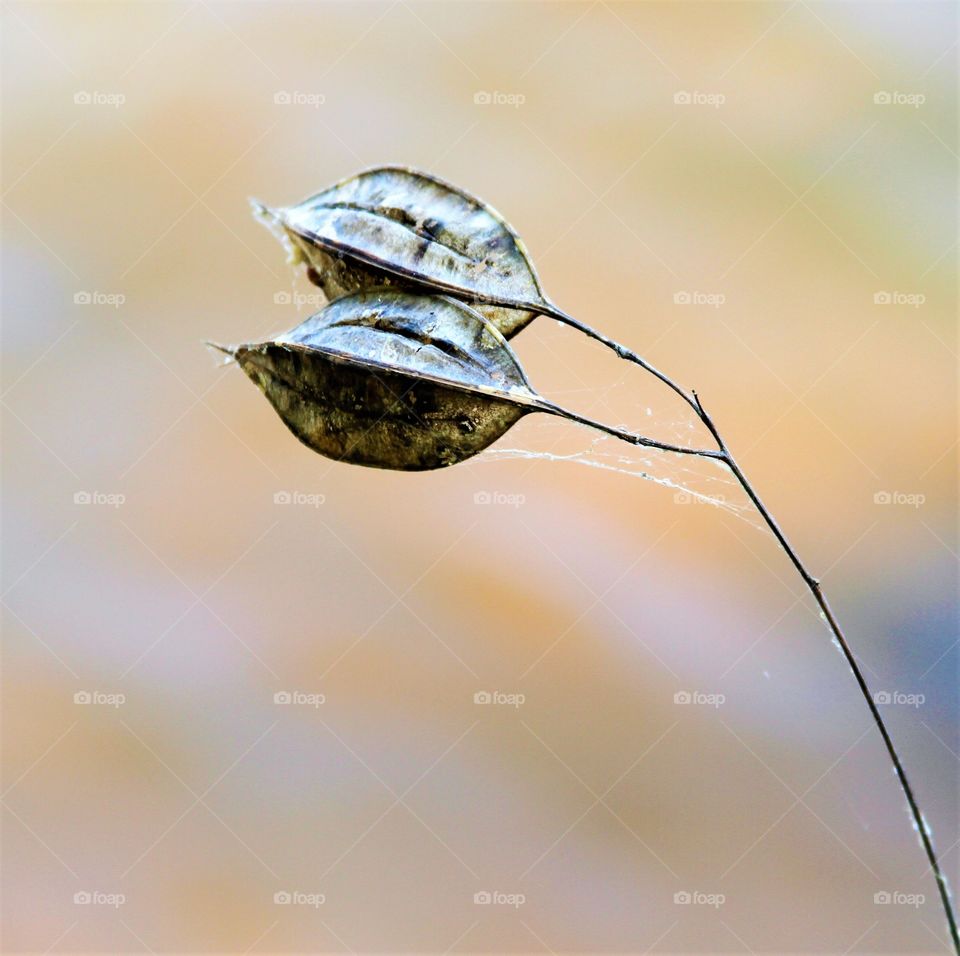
top-left (2, 2), bottom-right (957, 952)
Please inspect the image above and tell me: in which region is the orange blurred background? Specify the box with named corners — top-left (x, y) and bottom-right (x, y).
top-left (2, 2), bottom-right (957, 952)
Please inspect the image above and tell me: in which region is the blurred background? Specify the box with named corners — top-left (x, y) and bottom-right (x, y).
top-left (2, 2), bottom-right (957, 952)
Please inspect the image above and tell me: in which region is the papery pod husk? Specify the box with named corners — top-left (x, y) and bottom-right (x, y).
top-left (223, 291), bottom-right (547, 471)
top-left (254, 166), bottom-right (551, 339)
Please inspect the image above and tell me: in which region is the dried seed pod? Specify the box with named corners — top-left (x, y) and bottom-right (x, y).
top-left (214, 291), bottom-right (712, 471)
top-left (254, 166), bottom-right (548, 339)
top-left (219, 291), bottom-right (541, 470)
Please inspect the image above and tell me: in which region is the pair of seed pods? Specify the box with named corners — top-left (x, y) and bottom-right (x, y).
top-left (219, 166), bottom-right (693, 471)
top-left (216, 171), bottom-right (960, 953)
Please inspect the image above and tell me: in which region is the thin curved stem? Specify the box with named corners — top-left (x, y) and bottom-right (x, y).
top-left (542, 305), bottom-right (698, 412)
top-left (705, 407), bottom-right (959, 954)
top-left (546, 306), bottom-right (960, 953)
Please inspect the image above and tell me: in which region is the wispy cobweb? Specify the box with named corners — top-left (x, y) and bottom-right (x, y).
top-left (256, 219), bottom-right (761, 530)
top-left (477, 380), bottom-right (765, 531)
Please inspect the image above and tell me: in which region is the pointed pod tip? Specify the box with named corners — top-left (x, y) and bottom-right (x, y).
top-left (249, 197), bottom-right (281, 223)
top-left (205, 340), bottom-right (240, 364)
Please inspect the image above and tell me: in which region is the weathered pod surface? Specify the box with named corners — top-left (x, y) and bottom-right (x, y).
top-left (257, 166), bottom-right (548, 339)
top-left (227, 291), bottom-right (544, 471)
